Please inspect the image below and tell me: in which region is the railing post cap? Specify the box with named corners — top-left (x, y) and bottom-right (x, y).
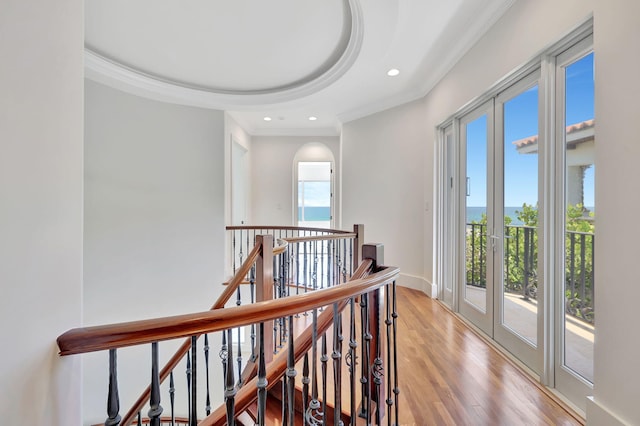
top-left (362, 243), bottom-right (384, 268)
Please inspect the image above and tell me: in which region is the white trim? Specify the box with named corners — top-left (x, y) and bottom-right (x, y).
top-left (586, 397), bottom-right (629, 426)
top-left (84, 0), bottom-right (364, 110)
top-left (397, 273), bottom-right (434, 297)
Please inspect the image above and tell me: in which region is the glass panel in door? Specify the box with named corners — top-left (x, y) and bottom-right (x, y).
top-left (501, 83), bottom-right (539, 346)
top-left (562, 52), bottom-right (595, 383)
top-left (465, 115), bottom-right (489, 313)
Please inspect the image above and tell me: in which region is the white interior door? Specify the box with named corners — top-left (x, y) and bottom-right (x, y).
top-left (231, 140), bottom-right (248, 225)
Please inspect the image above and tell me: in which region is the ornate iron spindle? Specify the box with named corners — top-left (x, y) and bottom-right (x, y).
top-left (169, 371), bottom-right (175, 426)
top-left (105, 349), bottom-right (121, 426)
top-left (225, 329), bottom-right (237, 426)
top-left (385, 286), bottom-right (393, 426)
top-left (343, 239), bottom-right (348, 283)
top-left (190, 336), bottom-right (197, 426)
top-left (373, 291), bottom-right (384, 426)
top-left (332, 302), bottom-right (343, 426)
top-left (392, 281), bottom-right (400, 424)
top-left (302, 353), bottom-right (310, 420)
top-left (239, 228), bottom-right (244, 267)
top-left (346, 297), bottom-right (357, 426)
top-left (281, 376), bottom-right (287, 426)
top-left (236, 326), bottom-right (243, 386)
top-left (321, 333), bottom-right (328, 424)
top-left (250, 266), bottom-right (257, 361)
top-left (232, 231), bottom-right (237, 273)
top-left (286, 315), bottom-right (296, 426)
top-left (306, 309), bottom-right (322, 425)
top-left (219, 332), bottom-right (227, 390)
top-left (204, 334), bottom-right (211, 416)
top-left (149, 342), bottom-right (163, 426)
top-left (359, 293), bottom-right (371, 421)
top-left (257, 322), bottom-right (268, 426)
top-left (320, 236), bottom-right (325, 289)
top-left (137, 411), bottom-right (141, 426)
top-left (186, 350), bottom-right (191, 424)
top-left (302, 241), bottom-right (309, 292)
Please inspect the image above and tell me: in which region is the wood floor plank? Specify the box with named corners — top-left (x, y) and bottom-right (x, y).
top-left (394, 286), bottom-right (583, 426)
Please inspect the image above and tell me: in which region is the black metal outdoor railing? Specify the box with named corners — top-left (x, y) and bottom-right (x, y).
top-left (466, 223), bottom-right (595, 324)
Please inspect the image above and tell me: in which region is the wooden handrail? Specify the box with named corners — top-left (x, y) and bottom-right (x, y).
top-left (226, 225), bottom-right (353, 234)
top-left (200, 259), bottom-right (375, 426)
top-left (57, 264), bottom-right (397, 356)
top-left (282, 233), bottom-right (357, 243)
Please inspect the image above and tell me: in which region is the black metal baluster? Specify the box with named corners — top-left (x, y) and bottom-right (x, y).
top-left (286, 315), bottom-right (296, 426)
top-left (250, 266), bottom-right (257, 363)
top-left (225, 329), bottom-right (236, 426)
top-left (257, 322), bottom-right (268, 426)
top-left (359, 293), bottom-right (371, 422)
top-left (343, 239), bottom-right (348, 283)
top-left (186, 350), bottom-right (191, 425)
top-left (346, 297), bottom-right (357, 426)
top-left (281, 376), bottom-right (287, 426)
top-left (105, 349), bottom-right (121, 426)
top-left (385, 286), bottom-right (393, 426)
top-left (137, 411), bottom-right (141, 426)
top-left (191, 336), bottom-right (197, 426)
top-left (149, 342), bottom-right (163, 426)
top-left (306, 309), bottom-right (321, 425)
top-left (332, 302), bottom-right (343, 426)
top-left (373, 290), bottom-right (384, 426)
top-left (232, 231), bottom-right (237, 274)
top-left (237, 326), bottom-right (243, 386)
top-left (220, 332), bottom-right (227, 390)
top-left (321, 333), bottom-right (328, 424)
top-left (169, 371), bottom-right (176, 426)
top-left (392, 281), bottom-right (400, 424)
top-left (204, 334), bottom-right (211, 416)
top-left (302, 353), bottom-right (310, 421)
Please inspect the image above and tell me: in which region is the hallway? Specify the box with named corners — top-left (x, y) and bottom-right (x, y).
top-left (395, 287), bottom-right (583, 425)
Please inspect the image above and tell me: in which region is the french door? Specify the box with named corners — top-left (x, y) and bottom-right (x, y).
top-left (458, 72), bottom-right (543, 374)
top-left (440, 28), bottom-right (595, 411)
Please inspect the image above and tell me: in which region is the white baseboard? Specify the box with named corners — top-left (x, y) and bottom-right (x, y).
top-left (586, 396), bottom-right (629, 426)
top-left (397, 273), bottom-right (436, 298)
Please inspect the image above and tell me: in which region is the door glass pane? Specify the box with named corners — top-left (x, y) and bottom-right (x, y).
top-left (563, 52), bottom-right (595, 382)
top-left (502, 85), bottom-right (539, 346)
top-left (465, 115), bottom-right (488, 312)
top-left (298, 162), bottom-right (332, 228)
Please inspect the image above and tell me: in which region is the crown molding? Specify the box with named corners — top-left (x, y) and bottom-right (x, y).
top-left (84, 0), bottom-right (363, 110)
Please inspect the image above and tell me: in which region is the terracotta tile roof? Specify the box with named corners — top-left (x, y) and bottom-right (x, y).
top-left (512, 119), bottom-right (595, 149)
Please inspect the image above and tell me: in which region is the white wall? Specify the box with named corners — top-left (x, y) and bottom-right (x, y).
top-left (0, 0), bottom-right (83, 424)
top-left (341, 100), bottom-right (428, 291)
top-left (83, 80), bottom-right (226, 424)
top-left (588, 1), bottom-right (640, 424)
top-left (251, 136), bottom-right (340, 226)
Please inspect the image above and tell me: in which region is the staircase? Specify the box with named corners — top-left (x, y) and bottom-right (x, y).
top-left (58, 225), bottom-right (400, 425)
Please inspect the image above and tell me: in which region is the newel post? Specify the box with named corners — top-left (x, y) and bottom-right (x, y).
top-left (362, 243), bottom-right (385, 420)
top-left (256, 234), bottom-right (274, 364)
top-left (353, 224), bottom-right (364, 271)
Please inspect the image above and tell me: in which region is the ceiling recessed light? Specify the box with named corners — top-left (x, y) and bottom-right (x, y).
top-left (387, 68), bottom-right (400, 77)
top-left (263, 116), bottom-right (272, 122)
top-left (308, 116), bottom-right (318, 121)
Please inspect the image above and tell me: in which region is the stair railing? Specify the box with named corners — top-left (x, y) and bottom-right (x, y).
top-left (58, 226), bottom-right (399, 425)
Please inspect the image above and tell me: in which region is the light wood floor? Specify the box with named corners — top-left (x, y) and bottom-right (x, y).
top-left (396, 286), bottom-right (583, 426)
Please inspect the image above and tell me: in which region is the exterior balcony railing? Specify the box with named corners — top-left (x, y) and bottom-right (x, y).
top-left (466, 223), bottom-right (595, 324)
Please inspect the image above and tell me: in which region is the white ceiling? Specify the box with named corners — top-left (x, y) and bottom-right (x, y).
top-left (85, 0), bottom-right (515, 136)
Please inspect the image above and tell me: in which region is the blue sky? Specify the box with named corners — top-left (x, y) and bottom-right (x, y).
top-left (467, 52), bottom-right (594, 209)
